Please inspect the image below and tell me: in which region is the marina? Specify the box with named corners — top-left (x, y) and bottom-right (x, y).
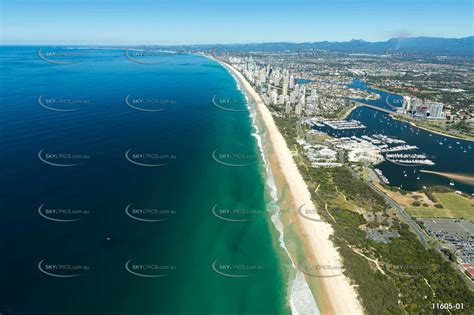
top-left (311, 79), bottom-right (474, 194)
top-left (323, 119), bottom-right (366, 130)
top-left (374, 168), bottom-right (390, 184)
top-left (386, 157), bottom-right (435, 166)
top-left (380, 145), bottom-right (418, 153)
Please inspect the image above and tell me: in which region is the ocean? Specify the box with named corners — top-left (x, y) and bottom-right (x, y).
top-left (0, 47), bottom-right (292, 315)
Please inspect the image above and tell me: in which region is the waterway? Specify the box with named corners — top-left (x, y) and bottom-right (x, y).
top-left (313, 78), bottom-right (473, 195)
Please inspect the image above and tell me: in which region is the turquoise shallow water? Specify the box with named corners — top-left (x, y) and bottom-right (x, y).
top-left (0, 47), bottom-right (291, 315)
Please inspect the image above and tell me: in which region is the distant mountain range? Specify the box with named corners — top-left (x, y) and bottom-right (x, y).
top-left (179, 36), bottom-right (473, 56)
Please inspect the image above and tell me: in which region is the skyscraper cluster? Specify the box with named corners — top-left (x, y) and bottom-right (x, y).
top-left (402, 96), bottom-right (445, 119)
top-left (231, 57), bottom-right (319, 116)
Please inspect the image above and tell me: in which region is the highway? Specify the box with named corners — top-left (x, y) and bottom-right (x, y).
top-left (365, 181), bottom-right (429, 248)
top-left (338, 151), bottom-right (430, 248)
top-left (344, 163), bottom-right (474, 289)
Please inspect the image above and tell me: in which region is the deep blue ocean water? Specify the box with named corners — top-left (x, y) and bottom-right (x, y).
top-left (0, 47), bottom-right (290, 315)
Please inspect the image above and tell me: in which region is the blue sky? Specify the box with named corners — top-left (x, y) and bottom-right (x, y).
top-left (1, 0), bottom-right (473, 44)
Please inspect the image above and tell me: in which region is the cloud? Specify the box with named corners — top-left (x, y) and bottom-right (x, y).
top-left (384, 29), bottom-right (415, 39)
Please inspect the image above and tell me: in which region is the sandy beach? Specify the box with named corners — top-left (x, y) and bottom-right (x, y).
top-left (214, 57), bottom-right (363, 314)
top-left (419, 170), bottom-right (474, 185)
top-left (340, 103), bottom-right (359, 119)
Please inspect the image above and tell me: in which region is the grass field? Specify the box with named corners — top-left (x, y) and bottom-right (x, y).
top-left (332, 192), bottom-right (358, 212)
top-left (307, 133), bottom-right (332, 142)
top-left (406, 192), bottom-right (474, 222)
top-left (375, 183), bottom-right (474, 222)
top-left (434, 192), bottom-right (474, 220)
top-left (419, 90), bottom-right (440, 94)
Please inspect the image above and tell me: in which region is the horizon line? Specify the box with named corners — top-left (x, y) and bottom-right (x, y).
top-left (1, 35), bottom-right (473, 47)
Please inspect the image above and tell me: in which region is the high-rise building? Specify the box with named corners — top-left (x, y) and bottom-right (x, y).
top-left (289, 91), bottom-right (297, 104)
top-left (403, 96), bottom-right (412, 112)
top-left (282, 76), bottom-right (289, 96)
top-left (306, 90), bottom-right (319, 115)
top-left (289, 74), bottom-right (295, 89)
top-left (271, 90), bottom-right (278, 105)
top-left (278, 95), bottom-right (285, 105)
top-left (295, 103), bottom-right (302, 116)
top-left (412, 98), bottom-right (424, 116)
top-left (428, 102), bottom-right (444, 119)
top-left (285, 102), bottom-right (291, 114)
top-left (273, 77), bottom-right (281, 87)
top-left (414, 105), bottom-right (429, 118)
top-left (293, 84), bottom-right (300, 97)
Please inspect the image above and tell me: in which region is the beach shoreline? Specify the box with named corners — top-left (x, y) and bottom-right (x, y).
top-left (212, 56), bottom-right (364, 314)
top-left (340, 103), bottom-right (359, 119)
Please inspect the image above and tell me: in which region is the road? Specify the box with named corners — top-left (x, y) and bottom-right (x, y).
top-left (338, 151), bottom-right (430, 248)
top-left (342, 160), bottom-right (474, 289)
top-left (365, 181), bottom-right (429, 248)
top-left (359, 103), bottom-right (394, 114)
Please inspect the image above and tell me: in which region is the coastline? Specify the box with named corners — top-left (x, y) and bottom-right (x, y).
top-left (340, 102), bottom-right (360, 119)
top-left (213, 56), bottom-right (363, 314)
top-left (354, 78), bottom-right (473, 142)
top-left (391, 115), bottom-right (474, 142)
top-left (341, 101), bottom-right (473, 142)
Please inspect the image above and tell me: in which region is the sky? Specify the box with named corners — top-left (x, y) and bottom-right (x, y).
top-left (1, 0), bottom-right (473, 45)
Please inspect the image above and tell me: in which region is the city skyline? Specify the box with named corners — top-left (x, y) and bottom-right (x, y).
top-left (1, 1), bottom-right (473, 312)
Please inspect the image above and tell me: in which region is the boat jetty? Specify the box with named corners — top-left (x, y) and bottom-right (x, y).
top-left (374, 168), bottom-right (390, 184)
top-left (385, 153), bottom-right (435, 166)
top-left (323, 119), bottom-right (366, 130)
top-left (381, 145), bottom-right (418, 153)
